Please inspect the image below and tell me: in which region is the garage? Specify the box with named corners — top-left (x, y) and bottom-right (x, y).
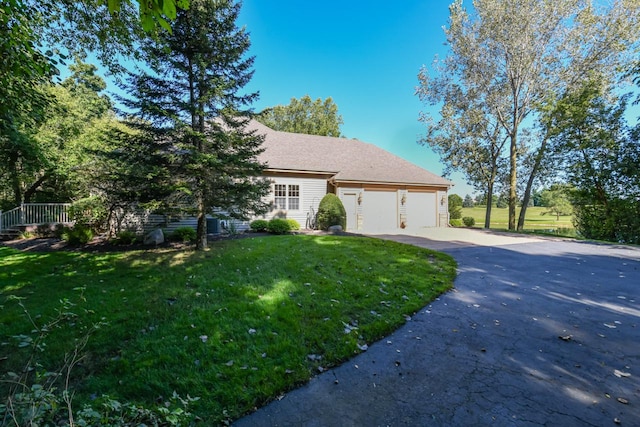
top-left (406, 191), bottom-right (437, 228)
top-left (362, 190), bottom-right (398, 232)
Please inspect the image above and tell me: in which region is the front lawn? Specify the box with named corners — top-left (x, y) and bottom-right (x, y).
top-left (0, 234), bottom-right (456, 424)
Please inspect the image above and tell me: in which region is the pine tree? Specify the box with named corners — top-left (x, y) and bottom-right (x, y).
top-left (118, 0), bottom-right (269, 249)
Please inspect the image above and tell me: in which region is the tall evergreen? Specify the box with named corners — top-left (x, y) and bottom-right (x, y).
top-left (119, 0), bottom-right (269, 249)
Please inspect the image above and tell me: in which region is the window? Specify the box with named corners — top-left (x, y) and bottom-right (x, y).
top-left (288, 185), bottom-right (300, 210)
top-left (273, 184), bottom-right (300, 210)
top-left (274, 184), bottom-right (287, 210)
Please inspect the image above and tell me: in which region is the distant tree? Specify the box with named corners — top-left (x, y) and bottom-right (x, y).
top-left (257, 95), bottom-right (344, 137)
top-left (117, 0), bottom-right (270, 250)
top-left (539, 185), bottom-right (573, 220)
top-left (448, 194), bottom-right (463, 219)
top-left (462, 194), bottom-right (474, 208)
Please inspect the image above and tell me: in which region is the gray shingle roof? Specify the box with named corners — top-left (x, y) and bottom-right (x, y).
top-left (249, 120), bottom-right (452, 187)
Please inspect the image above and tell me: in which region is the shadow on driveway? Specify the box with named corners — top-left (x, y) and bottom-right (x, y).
top-left (234, 234), bottom-right (640, 426)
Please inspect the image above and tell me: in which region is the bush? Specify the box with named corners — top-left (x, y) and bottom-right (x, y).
top-left (448, 194), bottom-right (463, 220)
top-left (317, 193), bottom-right (346, 230)
top-left (462, 217), bottom-right (476, 227)
top-left (170, 227), bottom-right (197, 243)
top-left (69, 196), bottom-right (108, 232)
top-left (267, 218), bottom-right (291, 234)
top-left (286, 219), bottom-right (300, 231)
top-left (36, 223), bottom-right (56, 238)
top-left (449, 219), bottom-right (463, 227)
top-left (61, 225), bottom-right (94, 245)
top-left (250, 219), bottom-right (269, 232)
top-left (112, 230), bottom-right (139, 245)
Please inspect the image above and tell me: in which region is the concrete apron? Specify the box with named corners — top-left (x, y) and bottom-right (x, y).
top-left (234, 229), bottom-right (640, 427)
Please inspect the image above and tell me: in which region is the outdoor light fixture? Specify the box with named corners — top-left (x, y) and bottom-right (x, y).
top-left (401, 193), bottom-right (406, 205)
top-left (357, 192), bottom-right (363, 205)
top-left (440, 195), bottom-right (446, 206)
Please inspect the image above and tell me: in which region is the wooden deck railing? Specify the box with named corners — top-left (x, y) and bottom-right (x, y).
top-left (0, 203), bottom-right (72, 231)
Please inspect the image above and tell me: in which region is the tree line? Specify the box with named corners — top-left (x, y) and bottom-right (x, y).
top-left (417, 0), bottom-right (640, 243)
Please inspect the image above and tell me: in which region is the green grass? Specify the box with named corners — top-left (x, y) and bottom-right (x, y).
top-left (461, 206), bottom-right (575, 236)
top-left (0, 235), bottom-right (456, 424)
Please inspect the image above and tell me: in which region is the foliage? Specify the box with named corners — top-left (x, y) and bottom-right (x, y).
top-left (170, 227), bottom-right (197, 243)
top-left (448, 194), bottom-right (463, 220)
top-left (0, 294), bottom-right (196, 426)
top-left (316, 193), bottom-right (346, 230)
top-left (69, 196), bottom-right (108, 231)
top-left (286, 218), bottom-right (300, 231)
top-left (462, 194), bottom-right (474, 208)
top-left (449, 218), bottom-right (463, 227)
top-left (266, 218), bottom-right (291, 234)
top-left (249, 219), bottom-right (268, 232)
top-left (256, 95), bottom-right (344, 137)
top-left (0, 57), bottom-right (117, 207)
top-left (118, 0), bottom-right (270, 250)
top-left (60, 225), bottom-right (94, 245)
top-left (111, 230), bottom-right (139, 245)
top-left (546, 79), bottom-right (640, 243)
top-left (539, 184), bottom-right (573, 220)
top-left (417, 0), bottom-right (640, 231)
top-left (462, 217), bottom-right (475, 227)
top-left (0, 235), bottom-right (456, 423)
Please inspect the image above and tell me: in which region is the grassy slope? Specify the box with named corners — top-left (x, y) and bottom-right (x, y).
top-left (461, 206), bottom-right (574, 231)
top-left (1, 235), bottom-right (456, 424)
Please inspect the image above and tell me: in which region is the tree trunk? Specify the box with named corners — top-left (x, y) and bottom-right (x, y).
top-left (9, 152), bottom-right (23, 206)
top-left (508, 132), bottom-right (518, 230)
top-left (484, 181), bottom-right (494, 229)
top-left (518, 139), bottom-right (548, 231)
top-left (23, 173), bottom-right (49, 203)
top-left (196, 196), bottom-right (207, 250)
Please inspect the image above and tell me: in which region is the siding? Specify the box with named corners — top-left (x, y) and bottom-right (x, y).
top-left (256, 176), bottom-right (328, 229)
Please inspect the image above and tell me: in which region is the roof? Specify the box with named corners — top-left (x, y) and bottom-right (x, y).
top-left (248, 120), bottom-right (453, 188)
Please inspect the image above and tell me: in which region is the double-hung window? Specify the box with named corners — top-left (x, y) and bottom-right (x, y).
top-left (274, 184), bottom-right (300, 210)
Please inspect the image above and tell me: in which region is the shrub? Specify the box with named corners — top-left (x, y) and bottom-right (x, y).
top-left (462, 217), bottom-right (476, 227)
top-left (267, 218), bottom-right (291, 234)
top-left (61, 225), bottom-right (94, 245)
top-left (112, 230), bottom-right (139, 245)
top-left (170, 227), bottom-right (197, 243)
top-left (69, 196), bottom-right (108, 232)
top-left (317, 193), bottom-right (346, 230)
top-left (250, 219), bottom-right (269, 232)
top-left (448, 194), bottom-right (463, 220)
top-left (286, 219), bottom-right (300, 231)
top-left (449, 218), bottom-right (463, 227)
top-left (36, 223), bottom-right (55, 237)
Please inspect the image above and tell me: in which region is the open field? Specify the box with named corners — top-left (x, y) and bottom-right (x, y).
top-left (0, 234), bottom-right (456, 424)
top-left (461, 206), bottom-right (575, 235)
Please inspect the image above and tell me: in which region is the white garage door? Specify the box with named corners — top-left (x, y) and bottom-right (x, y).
top-left (363, 191), bottom-right (397, 232)
top-left (406, 192), bottom-right (437, 228)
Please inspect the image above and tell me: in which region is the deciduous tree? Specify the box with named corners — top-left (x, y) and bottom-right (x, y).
top-left (257, 95), bottom-right (344, 137)
top-left (417, 0), bottom-right (640, 231)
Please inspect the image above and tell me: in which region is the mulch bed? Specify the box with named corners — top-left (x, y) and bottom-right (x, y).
top-left (0, 231), bottom-right (327, 253)
top-left (0, 233), bottom-right (267, 253)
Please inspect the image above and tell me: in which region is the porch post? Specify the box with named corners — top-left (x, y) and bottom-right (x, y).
top-left (20, 203), bottom-right (25, 226)
top-left (0, 210), bottom-right (3, 231)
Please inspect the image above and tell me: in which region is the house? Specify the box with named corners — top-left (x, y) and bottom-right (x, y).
top-left (249, 120), bottom-right (453, 232)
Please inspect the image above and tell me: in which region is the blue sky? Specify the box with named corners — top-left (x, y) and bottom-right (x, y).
top-left (236, 1), bottom-right (476, 196)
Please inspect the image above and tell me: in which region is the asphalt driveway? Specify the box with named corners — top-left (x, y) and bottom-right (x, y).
top-left (234, 229), bottom-right (640, 426)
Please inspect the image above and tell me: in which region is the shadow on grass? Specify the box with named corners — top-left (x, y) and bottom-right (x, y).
top-left (0, 234), bottom-right (456, 424)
